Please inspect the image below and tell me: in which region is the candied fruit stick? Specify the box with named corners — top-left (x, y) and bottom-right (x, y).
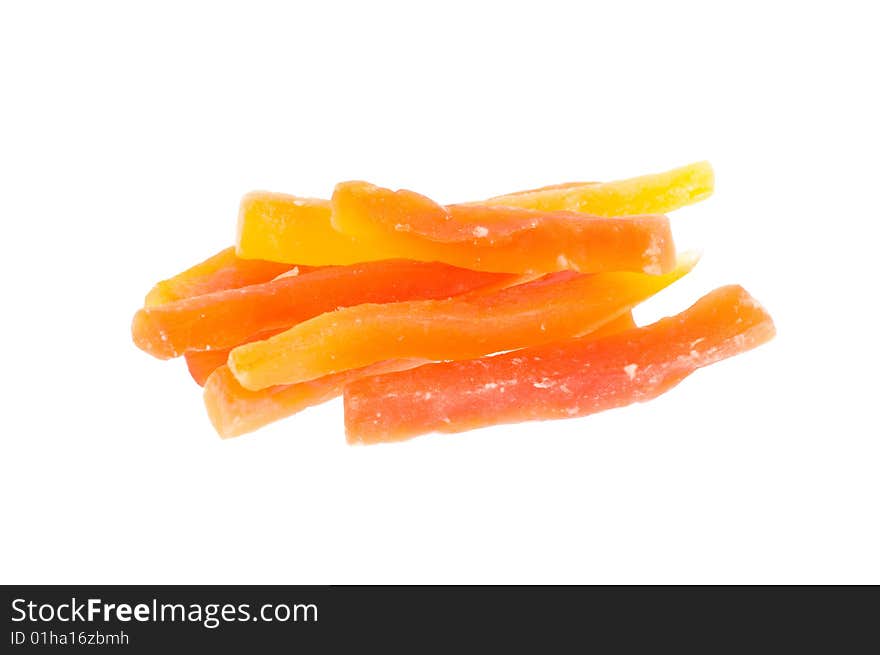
top-left (228, 255), bottom-right (697, 391)
top-left (184, 328), bottom-right (287, 386)
top-left (144, 246), bottom-right (298, 307)
top-left (344, 285), bottom-right (775, 444)
top-left (479, 161), bottom-right (714, 215)
top-left (132, 260), bottom-right (515, 360)
top-left (204, 360), bottom-right (424, 438)
top-left (329, 181), bottom-right (676, 275)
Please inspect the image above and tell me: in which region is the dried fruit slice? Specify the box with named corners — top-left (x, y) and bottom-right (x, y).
top-left (329, 182), bottom-right (675, 275)
top-left (344, 285), bottom-right (775, 444)
top-left (479, 161), bottom-right (714, 215)
top-left (133, 260), bottom-right (514, 359)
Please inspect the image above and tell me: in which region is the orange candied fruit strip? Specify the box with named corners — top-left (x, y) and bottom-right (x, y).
top-left (204, 360), bottom-right (423, 438)
top-left (144, 246), bottom-right (297, 307)
top-left (132, 260), bottom-right (515, 359)
top-left (344, 285), bottom-right (775, 444)
top-left (228, 255), bottom-right (697, 391)
top-left (329, 181), bottom-right (676, 275)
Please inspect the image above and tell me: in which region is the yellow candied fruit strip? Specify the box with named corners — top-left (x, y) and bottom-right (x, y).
top-left (479, 161), bottom-right (714, 216)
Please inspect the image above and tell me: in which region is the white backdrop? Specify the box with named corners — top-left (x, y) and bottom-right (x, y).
top-left (1, 1), bottom-right (877, 584)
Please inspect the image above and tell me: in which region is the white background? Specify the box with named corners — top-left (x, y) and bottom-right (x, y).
top-left (1, 1), bottom-right (877, 584)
